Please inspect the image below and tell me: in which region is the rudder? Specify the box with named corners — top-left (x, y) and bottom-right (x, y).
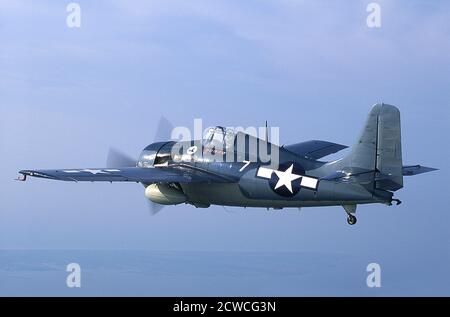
top-left (376, 104), bottom-right (403, 191)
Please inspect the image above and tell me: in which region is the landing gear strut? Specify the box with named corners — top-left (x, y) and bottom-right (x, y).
top-left (346, 213), bottom-right (357, 225)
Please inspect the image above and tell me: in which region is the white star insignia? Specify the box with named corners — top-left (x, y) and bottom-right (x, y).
top-left (64, 169), bottom-right (120, 174)
top-left (257, 164), bottom-right (319, 191)
top-left (82, 169), bottom-right (108, 175)
top-left (273, 164), bottom-right (302, 193)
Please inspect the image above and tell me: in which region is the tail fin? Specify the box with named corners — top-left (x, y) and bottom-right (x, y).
top-left (346, 103), bottom-right (403, 191)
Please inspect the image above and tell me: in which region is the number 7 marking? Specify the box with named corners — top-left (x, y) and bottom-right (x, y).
top-left (239, 160), bottom-right (251, 172)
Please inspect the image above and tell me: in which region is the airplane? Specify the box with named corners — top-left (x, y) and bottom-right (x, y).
top-left (18, 103), bottom-right (437, 225)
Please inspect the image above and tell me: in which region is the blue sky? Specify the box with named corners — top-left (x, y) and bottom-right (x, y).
top-left (0, 0), bottom-right (449, 295)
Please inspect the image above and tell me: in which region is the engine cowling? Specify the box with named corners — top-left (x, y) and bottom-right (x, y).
top-left (145, 184), bottom-right (187, 205)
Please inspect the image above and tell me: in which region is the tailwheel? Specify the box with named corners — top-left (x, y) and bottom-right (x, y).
top-left (347, 214), bottom-right (357, 225)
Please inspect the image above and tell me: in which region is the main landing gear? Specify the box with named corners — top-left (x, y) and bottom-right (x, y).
top-left (342, 197), bottom-right (402, 225)
top-left (342, 204), bottom-right (357, 226)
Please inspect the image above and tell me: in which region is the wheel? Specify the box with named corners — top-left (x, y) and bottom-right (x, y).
top-left (347, 214), bottom-right (357, 225)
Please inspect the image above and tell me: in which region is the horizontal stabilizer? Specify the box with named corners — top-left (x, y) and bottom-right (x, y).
top-left (322, 165), bottom-right (438, 185)
top-left (283, 140), bottom-right (348, 160)
top-left (321, 167), bottom-right (375, 183)
top-left (402, 165), bottom-right (438, 176)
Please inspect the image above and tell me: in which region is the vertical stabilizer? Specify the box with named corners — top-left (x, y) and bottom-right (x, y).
top-left (344, 103), bottom-right (403, 191)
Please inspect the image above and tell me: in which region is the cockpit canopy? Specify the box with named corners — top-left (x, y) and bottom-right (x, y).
top-left (138, 126), bottom-right (273, 167)
top-left (203, 126), bottom-right (236, 149)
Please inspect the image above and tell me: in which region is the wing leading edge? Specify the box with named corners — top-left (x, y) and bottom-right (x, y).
top-left (19, 166), bottom-right (234, 184)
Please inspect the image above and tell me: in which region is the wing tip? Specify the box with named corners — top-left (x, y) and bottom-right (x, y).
top-left (17, 169), bottom-right (62, 180)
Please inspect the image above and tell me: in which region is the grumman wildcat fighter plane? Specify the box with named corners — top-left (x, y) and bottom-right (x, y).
top-left (18, 104), bottom-right (436, 225)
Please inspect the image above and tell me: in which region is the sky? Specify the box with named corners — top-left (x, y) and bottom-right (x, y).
top-left (0, 0), bottom-right (449, 295)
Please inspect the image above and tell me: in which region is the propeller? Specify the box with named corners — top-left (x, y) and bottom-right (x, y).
top-left (154, 116), bottom-right (175, 142)
top-left (106, 116), bottom-right (175, 215)
top-left (148, 199), bottom-right (164, 215)
top-left (222, 206), bottom-right (242, 214)
top-left (106, 148), bottom-right (136, 168)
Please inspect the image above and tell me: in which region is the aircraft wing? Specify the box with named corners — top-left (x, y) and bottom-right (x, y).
top-left (18, 166), bottom-right (235, 183)
top-left (283, 140), bottom-right (348, 160)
